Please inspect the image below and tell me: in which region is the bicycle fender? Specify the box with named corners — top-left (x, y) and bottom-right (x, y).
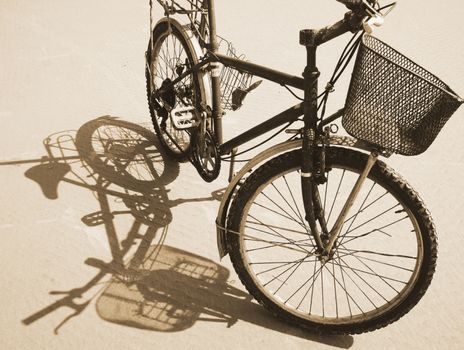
top-left (216, 135), bottom-right (373, 259)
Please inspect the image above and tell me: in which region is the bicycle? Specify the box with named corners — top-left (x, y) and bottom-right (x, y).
top-left (144, 0), bottom-right (463, 334)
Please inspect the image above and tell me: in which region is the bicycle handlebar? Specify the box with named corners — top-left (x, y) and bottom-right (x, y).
top-left (299, 12), bottom-right (363, 46)
top-left (335, 1), bottom-right (396, 35)
top-left (336, 0), bottom-right (364, 9)
top-left (336, 0), bottom-right (378, 11)
top-left (300, 1), bottom-right (394, 46)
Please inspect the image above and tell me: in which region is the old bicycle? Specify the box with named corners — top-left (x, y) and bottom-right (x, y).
top-left (144, 0), bottom-right (463, 334)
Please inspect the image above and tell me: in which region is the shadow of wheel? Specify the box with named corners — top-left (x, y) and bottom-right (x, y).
top-left (75, 116), bottom-right (180, 192)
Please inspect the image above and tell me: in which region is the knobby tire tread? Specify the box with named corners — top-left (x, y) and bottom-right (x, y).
top-left (227, 147), bottom-right (437, 335)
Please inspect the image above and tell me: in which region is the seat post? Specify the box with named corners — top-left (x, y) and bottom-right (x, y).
top-left (206, 0), bottom-right (223, 144)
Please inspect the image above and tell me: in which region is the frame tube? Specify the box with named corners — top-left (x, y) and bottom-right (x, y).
top-left (213, 53), bottom-right (305, 90)
top-left (219, 103), bottom-right (303, 155)
top-left (206, 0), bottom-right (224, 143)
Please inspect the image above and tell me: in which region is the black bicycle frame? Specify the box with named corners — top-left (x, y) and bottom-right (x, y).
top-left (152, 0), bottom-right (366, 250)
top-left (157, 1), bottom-right (361, 158)
top-left (153, 1), bottom-right (363, 159)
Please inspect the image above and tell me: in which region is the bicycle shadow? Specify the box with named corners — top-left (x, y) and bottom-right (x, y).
top-left (19, 116), bottom-right (187, 331)
top-left (9, 116), bottom-right (353, 348)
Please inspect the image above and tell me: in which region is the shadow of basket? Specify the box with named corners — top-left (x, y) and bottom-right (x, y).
top-left (96, 244), bottom-right (354, 349)
top-left (97, 245), bottom-right (242, 331)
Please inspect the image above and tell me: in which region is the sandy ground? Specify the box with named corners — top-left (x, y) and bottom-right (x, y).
top-left (1, 1), bottom-right (464, 349)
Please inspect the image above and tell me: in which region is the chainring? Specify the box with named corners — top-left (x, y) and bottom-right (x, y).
top-left (191, 129), bottom-right (221, 182)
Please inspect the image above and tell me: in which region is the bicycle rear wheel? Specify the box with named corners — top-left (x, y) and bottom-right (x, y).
top-left (146, 19), bottom-right (207, 160)
top-left (227, 147), bottom-right (437, 334)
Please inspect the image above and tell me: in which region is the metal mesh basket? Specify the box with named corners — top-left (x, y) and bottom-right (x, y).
top-left (218, 37), bottom-right (253, 111)
top-left (342, 34), bottom-right (463, 155)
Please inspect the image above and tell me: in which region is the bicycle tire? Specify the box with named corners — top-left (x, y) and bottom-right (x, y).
top-left (227, 147), bottom-right (437, 334)
top-left (146, 19), bottom-right (207, 160)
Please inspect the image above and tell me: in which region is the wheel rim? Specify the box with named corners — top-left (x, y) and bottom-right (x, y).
top-left (238, 163), bottom-right (423, 325)
top-left (148, 30), bottom-right (199, 155)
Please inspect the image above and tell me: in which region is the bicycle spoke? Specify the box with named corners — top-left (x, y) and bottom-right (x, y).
top-left (256, 259), bottom-right (311, 277)
top-left (250, 258), bottom-right (317, 266)
top-left (346, 203), bottom-right (400, 234)
top-left (327, 169), bottom-right (346, 223)
top-left (177, 41), bottom-right (185, 63)
top-left (245, 236), bottom-right (314, 253)
top-left (260, 190), bottom-right (307, 230)
top-left (285, 262), bottom-right (325, 304)
top-left (247, 214), bottom-right (313, 254)
top-left (340, 182), bottom-right (376, 237)
top-left (327, 255), bottom-right (366, 314)
top-left (334, 251), bottom-right (376, 309)
top-left (171, 36), bottom-right (178, 79)
top-left (159, 45), bottom-right (171, 77)
top-left (283, 175), bottom-right (306, 225)
top-left (338, 253), bottom-right (353, 317)
top-left (339, 243), bottom-right (403, 293)
top-left (252, 201), bottom-right (305, 225)
top-left (309, 259), bottom-right (319, 313)
top-left (337, 247), bottom-right (417, 260)
top-left (332, 259), bottom-right (339, 318)
top-left (295, 256), bottom-right (318, 310)
top-left (332, 258), bottom-right (408, 287)
top-left (256, 256), bottom-right (315, 291)
top-left (321, 261), bottom-right (325, 316)
top-left (338, 252), bottom-right (414, 273)
top-left (336, 262), bottom-right (389, 302)
top-left (341, 215), bottom-right (409, 246)
top-left (270, 259), bottom-right (305, 293)
top-left (242, 232), bottom-right (308, 250)
top-left (166, 34), bottom-right (172, 79)
top-left (273, 177), bottom-right (306, 227)
top-left (245, 220), bottom-right (309, 236)
top-left (342, 190), bottom-right (389, 225)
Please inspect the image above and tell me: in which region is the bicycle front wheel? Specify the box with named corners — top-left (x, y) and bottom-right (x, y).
top-left (146, 19), bottom-right (207, 160)
top-left (227, 147), bottom-right (437, 334)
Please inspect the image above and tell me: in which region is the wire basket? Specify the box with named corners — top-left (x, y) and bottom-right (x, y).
top-left (218, 37), bottom-right (254, 111)
top-left (342, 34), bottom-right (463, 155)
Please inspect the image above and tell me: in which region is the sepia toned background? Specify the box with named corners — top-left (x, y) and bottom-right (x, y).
top-left (1, 0), bottom-right (463, 349)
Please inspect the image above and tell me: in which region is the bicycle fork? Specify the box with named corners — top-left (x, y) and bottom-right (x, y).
top-left (300, 29), bottom-right (379, 258)
top-left (300, 31), bottom-right (324, 251)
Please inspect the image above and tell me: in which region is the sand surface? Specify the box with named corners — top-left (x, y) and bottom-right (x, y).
top-left (1, 1), bottom-right (464, 349)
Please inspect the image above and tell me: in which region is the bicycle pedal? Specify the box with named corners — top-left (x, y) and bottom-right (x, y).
top-left (170, 106), bottom-right (199, 129)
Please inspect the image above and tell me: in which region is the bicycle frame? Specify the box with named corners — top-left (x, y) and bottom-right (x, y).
top-left (158, 2), bottom-right (367, 155)
top-left (153, 0), bottom-right (382, 258)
